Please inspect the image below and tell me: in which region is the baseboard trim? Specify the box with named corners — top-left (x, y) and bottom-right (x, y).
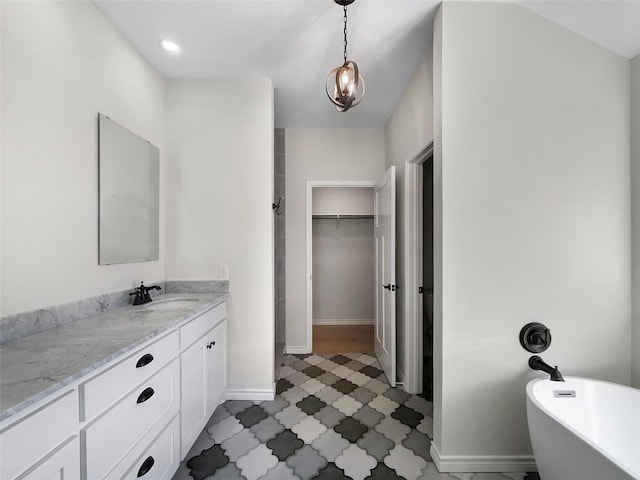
top-left (226, 388), bottom-right (274, 402)
top-left (312, 319), bottom-right (374, 326)
top-left (285, 346), bottom-right (311, 354)
top-left (430, 444), bottom-right (537, 473)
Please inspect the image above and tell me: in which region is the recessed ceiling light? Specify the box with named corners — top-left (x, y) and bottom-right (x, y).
top-left (160, 39), bottom-right (181, 53)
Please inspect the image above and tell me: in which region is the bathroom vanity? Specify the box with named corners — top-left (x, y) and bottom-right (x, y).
top-left (0, 294), bottom-right (227, 480)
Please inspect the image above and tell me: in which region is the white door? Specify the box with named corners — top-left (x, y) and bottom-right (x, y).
top-left (375, 166), bottom-right (396, 386)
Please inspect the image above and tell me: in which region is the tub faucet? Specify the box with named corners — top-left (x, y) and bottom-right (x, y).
top-left (130, 282), bottom-right (162, 305)
top-left (529, 355), bottom-right (564, 382)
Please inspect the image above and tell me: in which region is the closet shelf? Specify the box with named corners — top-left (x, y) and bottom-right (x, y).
top-left (312, 214), bottom-right (374, 219)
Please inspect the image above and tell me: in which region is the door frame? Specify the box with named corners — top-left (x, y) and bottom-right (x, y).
top-left (404, 142), bottom-right (433, 394)
top-left (305, 180), bottom-right (378, 353)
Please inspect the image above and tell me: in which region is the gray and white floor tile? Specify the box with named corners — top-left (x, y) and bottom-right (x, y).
top-left (174, 353), bottom-right (540, 480)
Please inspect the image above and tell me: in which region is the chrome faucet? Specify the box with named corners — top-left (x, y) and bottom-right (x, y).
top-left (529, 355), bottom-right (564, 382)
top-left (130, 282), bottom-right (162, 305)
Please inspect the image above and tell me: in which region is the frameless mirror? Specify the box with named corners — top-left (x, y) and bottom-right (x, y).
top-left (99, 113), bottom-right (159, 265)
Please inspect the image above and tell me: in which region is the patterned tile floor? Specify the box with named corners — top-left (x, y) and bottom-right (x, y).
top-left (173, 353), bottom-right (539, 480)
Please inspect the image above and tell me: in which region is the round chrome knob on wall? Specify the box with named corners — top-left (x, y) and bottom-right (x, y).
top-left (519, 322), bottom-right (552, 353)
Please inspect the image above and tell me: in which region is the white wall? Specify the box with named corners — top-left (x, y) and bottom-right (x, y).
top-left (313, 187), bottom-right (374, 215)
top-left (433, 2), bottom-right (631, 467)
top-left (285, 129), bottom-right (385, 351)
top-left (385, 50), bottom-right (434, 165)
top-left (632, 54), bottom-right (640, 388)
top-left (164, 80), bottom-right (275, 394)
top-left (432, 5), bottom-right (444, 451)
top-left (1, 1), bottom-right (164, 316)
top-left (385, 49), bottom-right (434, 382)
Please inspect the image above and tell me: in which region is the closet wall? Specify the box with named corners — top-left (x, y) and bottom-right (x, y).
top-left (312, 188), bottom-right (374, 325)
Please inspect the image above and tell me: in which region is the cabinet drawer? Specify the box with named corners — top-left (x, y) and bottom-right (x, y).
top-left (0, 390), bottom-right (78, 480)
top-left (81, 331), bottom-right (179, 421)
top-left (119, 415), bottom-right (180, 480)
top-left (180, 302), bottom-right (226, 349)
top-left (16, 436), bottom-right (79, 480)
top-left (84, 359), bottom-right (179, 480)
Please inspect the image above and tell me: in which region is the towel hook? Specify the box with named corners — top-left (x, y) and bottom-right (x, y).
top-left (272, 196), bottom-right (283, 216)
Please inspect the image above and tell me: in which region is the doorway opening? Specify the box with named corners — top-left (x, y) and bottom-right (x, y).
top-left (422, 154), bottom-right (434, 400)
top-left (404, 142), bottom-right (433, 395)
top-left (308, 185), bottom-right (376, 354)
top-left (306, 167), bottom-right (397, 387)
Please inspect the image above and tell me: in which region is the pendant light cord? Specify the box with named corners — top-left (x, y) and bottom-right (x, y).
top-left (343, 5), bottom-right (348, 63)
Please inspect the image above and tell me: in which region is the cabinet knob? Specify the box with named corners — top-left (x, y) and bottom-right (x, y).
top-left (136, 387), bottom-right (155, 404)
top-left (206, 341), bottom-right (216, 349)
top-left (136, 353), bottom-right (154, 368)
top-left (137, 456), bottom-right (155, 477)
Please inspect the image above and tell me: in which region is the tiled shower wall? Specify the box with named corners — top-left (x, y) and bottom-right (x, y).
top-left (274, 129), bottom-right (286, 377)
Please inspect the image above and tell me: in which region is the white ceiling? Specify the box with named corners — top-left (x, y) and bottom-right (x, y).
top-left (94, 0), bottom-right (640, 129)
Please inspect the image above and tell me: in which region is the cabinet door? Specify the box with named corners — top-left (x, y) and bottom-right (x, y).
top-left (180, 334), bottom-right (209, 456)
top-left (17, 436), bottom-right (79, 480)
top-left (207, 321), bottom-right (227, 415)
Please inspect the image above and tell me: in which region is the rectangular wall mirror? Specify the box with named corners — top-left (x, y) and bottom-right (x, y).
top-left (98, 113), bottom-right (159, 265)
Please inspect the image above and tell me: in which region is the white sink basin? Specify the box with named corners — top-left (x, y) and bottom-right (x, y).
top-left (143, 298), bottom-right (200, 311)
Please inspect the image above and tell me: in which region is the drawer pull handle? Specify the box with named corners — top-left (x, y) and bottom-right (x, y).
top-left (136, 387), bottom-right (155, 404)
top-left (137, 456), bottom-right (155, 477)
top-left (136, 353), bottom-right (154, 368)
top-left (206, 341), bottom-right (216, 349)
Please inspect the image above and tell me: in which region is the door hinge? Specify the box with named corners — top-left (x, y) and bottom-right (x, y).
top-left (418, 286), bottom-right (424, 294)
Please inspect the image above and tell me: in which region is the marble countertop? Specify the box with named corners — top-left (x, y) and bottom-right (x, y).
top-left (0, 293), bottom-right (227, 422)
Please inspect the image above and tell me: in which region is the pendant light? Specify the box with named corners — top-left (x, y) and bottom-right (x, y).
top-left (326, 0), bottom-right (365, 112)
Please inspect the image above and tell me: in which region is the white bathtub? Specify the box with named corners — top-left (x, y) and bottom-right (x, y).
top-left (526, 377), bottom-right (640, 480)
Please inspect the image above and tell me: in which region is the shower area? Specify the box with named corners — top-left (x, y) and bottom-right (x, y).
top-left (274, 129), bottom-right (286, 378)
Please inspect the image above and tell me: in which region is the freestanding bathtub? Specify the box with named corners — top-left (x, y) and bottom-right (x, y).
top-left (526, 377), bottom-right (639, 480)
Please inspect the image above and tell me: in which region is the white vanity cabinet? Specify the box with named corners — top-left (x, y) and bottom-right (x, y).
top-left (0, 298), bottom-right (228, 480)
top-left (179, 302), bottom-right (227, 456)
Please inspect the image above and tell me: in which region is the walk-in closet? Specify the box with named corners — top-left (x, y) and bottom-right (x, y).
top-left (311, 187), bottom-right (375, 353)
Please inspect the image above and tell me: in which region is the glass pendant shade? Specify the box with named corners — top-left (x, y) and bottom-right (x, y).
top-left (326, 60), bottom-right (365, 112)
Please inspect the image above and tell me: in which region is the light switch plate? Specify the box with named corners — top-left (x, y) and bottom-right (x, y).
top-left (218, 265), bottom-right (229, 280)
